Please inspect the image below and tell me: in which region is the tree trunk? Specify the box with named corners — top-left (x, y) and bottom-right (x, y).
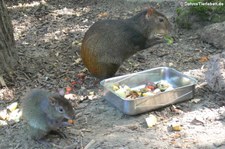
top-left (0, 0), bottom-right (17, 77)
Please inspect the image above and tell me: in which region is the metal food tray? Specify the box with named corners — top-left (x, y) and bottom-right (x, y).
top-left (100, 67), bottom-right (197, 115)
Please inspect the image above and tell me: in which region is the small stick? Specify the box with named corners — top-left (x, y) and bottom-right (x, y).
top-left (51, 143), bottom-right (63, 149)
top-left (64, 142), bottom-right (78, 149)
top-left (84, 139), bottom-right (95, 149)
top-left (19, 70), bottom-right (31, 80)
top-left (0, 75), bottom-right (6, 87)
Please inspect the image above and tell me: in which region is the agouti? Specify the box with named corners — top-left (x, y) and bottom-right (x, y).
top-left (22, 89), bottom-right (75, 140)
top-left (81, 8), bottom-right (171, 79)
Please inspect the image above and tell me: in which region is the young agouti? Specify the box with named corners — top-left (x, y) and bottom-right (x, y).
top-left (22, 89), bottom-right (75, 140)
top-left (81, 8), bottom-right (171, 79)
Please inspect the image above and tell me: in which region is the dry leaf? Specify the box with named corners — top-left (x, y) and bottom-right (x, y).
top-left (191, 117), bottom-right (205, 125)
top-left (98, 12), bottom-right (109, 18)
top-left (75, 58), bottom-right (82, 64)
top-left (0, 109), bottom-right (8, 120)
top-left (190, 98), bottom-right (201, 103)
top-left (170, 105), bottom-right (184, 114)
top-left (171, 133), bottom-right (182, 139)
top-left (76, 72), bottom-right (86, 80)
top-left (199, 56), bottom-right (209, 63)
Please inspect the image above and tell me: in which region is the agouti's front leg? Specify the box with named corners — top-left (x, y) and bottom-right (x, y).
top-left (29, 126), bottom-right (48, 140)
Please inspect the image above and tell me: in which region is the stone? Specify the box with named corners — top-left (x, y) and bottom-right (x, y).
top-left (205, 52), bottom-right (225, 92)
top-left (199, 21), bottom-right (225, 49)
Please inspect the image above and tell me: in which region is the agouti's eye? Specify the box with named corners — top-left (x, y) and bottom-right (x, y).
top-left (159, 18), bottom-right (164, 22)
top-left (57, 106), bottom-right (65, 113)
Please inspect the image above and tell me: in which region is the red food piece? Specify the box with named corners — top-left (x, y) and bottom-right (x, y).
top-left (71, 81), bottom-right (78, 85)
top-left (66, 86), bottom-right (72, 94)
top-left (146, 85), bottom-right (155, 91)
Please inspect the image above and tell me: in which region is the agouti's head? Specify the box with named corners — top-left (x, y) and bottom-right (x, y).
top-left (139, 8), bottom-right (172, 46)
top-left (47, 94), bottom-right (75, 126)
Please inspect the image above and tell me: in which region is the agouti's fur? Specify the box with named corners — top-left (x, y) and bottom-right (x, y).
top-left (22, 89), bottom-right (75, 140)
top-left (81, 8), bottom-right (171, 79)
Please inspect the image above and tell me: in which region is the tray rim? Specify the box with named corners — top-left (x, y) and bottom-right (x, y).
top-left (100, 67), bottom-right (198, 101)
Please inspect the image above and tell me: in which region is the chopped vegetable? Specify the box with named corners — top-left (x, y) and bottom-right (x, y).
top-left (111, 80), bottom-right (173, 99)
top-left (171, 123), bottom-right (182, 131)
top-left (164, 35), bottom-right (174, 45)
top-left (68, 119), bottom-right (75, 124)
top-left (146, 114), bottom-right (157, 128)
top-left (7, 102), bottom-right (18, 112)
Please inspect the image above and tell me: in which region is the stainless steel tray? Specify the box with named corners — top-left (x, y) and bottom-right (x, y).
top-left (100, 67), bottom-right (197, 115)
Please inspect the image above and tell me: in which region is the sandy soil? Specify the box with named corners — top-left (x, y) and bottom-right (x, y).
top-left (1, 0), bottom-right (225, 148)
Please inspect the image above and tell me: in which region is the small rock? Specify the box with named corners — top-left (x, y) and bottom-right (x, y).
top-left (205, 52), bottom-right (225, 92)
top-left (198, 21), bottom-right (225, 49)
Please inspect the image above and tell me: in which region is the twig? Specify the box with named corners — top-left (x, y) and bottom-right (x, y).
top-left (18, 70), bottom-right (31, 80)
top-left (51, 143), bottom-right (63, 149)
top-left (80, 131), bottom-right (83, 148)
top-left (0, 75), bottom-right (6, 87)
top-left (63, 142), bottom-right (78, 149)
top-left (84, 139), bottom-right (95, 149)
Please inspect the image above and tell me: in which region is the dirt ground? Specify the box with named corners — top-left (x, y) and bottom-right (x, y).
top-left (1, 0), bottom-right (225, 148)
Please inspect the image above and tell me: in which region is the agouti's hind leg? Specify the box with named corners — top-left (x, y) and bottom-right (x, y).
top-left (97, 63), bottom-right (120, 79)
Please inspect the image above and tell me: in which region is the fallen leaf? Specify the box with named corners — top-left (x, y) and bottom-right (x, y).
top-left (190, 98), bottom-right (201, 103)
top-left (170, 105), bottom-right (184, 114)
top-left (75, 58), bottom-right (82, 64)
top-left (199, 56), bottom-right (209, 63)
top-left (0, 109), bottom-right (8, 120)
top-left (98, 12), bottom-right (109, 18)
top-left (191, 117), bottom-right (205, 125)
top-left (171, 133), bottom-right (182, 139)
top-left (76, 72), bottom-right (86, 80)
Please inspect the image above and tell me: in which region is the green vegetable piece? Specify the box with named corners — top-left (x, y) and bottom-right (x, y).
top-left (164, 35), bottom-right (174, 45)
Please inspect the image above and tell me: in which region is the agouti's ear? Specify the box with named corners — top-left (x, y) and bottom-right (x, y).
top-left (146, 8), bottom-right (155, 19)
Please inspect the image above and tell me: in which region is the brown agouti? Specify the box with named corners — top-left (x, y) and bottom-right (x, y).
top-left (81, 8), bottom-right (172, 79)
top-left (22, 89), bottom-right (75, 140)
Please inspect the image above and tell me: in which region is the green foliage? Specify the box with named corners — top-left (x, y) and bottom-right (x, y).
top-left (175, 8), bottom-right (192, 29)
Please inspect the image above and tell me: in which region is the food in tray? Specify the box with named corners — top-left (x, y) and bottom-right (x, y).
top-left (111, 80), bottom-right (174, 99)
